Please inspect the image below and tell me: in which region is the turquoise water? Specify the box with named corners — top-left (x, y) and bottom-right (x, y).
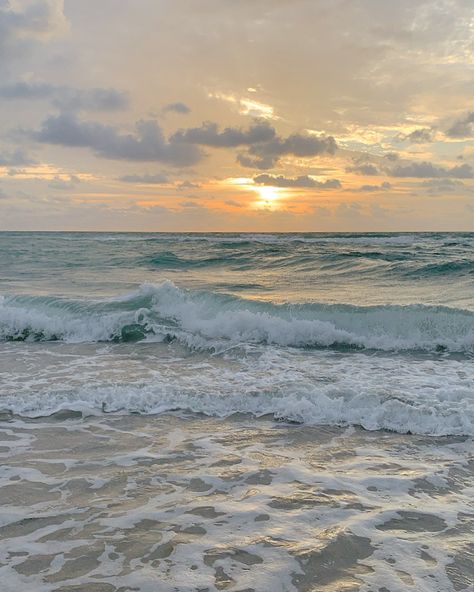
top-left (0, 231), bottom-right (473, 433)
top-left (2, 231), bottom-right (473, 307)
top-left (1, 232), bottom-right (473, 592)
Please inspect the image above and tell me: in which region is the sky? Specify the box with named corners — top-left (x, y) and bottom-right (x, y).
top-left (0, 0), bottom-right (473, 231)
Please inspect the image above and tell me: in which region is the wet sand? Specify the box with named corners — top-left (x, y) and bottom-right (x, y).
top-left (0, 413), bottom-right (472, 591)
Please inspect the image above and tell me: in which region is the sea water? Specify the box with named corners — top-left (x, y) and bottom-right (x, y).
top-left (0, 232), bottom-right (472, 591)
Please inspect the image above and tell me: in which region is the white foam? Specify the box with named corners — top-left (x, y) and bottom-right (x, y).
top-left (142, 281), bottom-right (474, 352)
top-left (1, 344), bottom-right (473, 436)
top-left (0, 412), bottom-right (471, 591)
top-left (1, 281), bottom-right (473, 353)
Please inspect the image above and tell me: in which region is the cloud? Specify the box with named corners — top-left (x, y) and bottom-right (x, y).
top-left (0, 0), bottom-right (67, 62)
top-left (171, 121), bottom-right (276, 147)
top-left (209, 92), bottom-right (276, 120)
top-left (32, 114), bottom-right (337, 172)
top-left (55, 88), bottom-right (129, 111)
top-left (236, 153), bottom-right (275, 170)
top-left (390, 161), bottom-right (474, 179)
top-left (179, 200), bottom-right (202, 209)
top-left (421, 179), bottom-right (466, 193)
top-left (254, 174), bottom-right (341, 189)
top-left (0, 82), bottom-right (129, 111)
top-left (0, 81), bottom-right (51, 99)
top-left (239, 132), bottom-right (337, 169)
top-left (354, 182), bottom-right (392, 192)
top-left (446, 112), bottom-right (474, 138)
top-left (48, 175), bottom-right (80, 190)
top-left (256, 133), bottom-right (336, 157)
top-left (119, 173), bottom-right (169, 184)
top-left (163, 102), bottom-right (190, 114)
top-left (177, 180), bottom-right (201, 190)
top-left (224, 199), bottom-right (244, 208)
top-left (397, 128), bottom-right (435, 144)
top-left (35, 113), bottom-right (202, 166)
top-left (346, 163), bottom-right (380, 175)
top-left (0, 148), bottom-right (34, 166)
top-left (171, 122), bottom-right (335, 169)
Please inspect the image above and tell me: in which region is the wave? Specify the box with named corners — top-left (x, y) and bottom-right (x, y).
top-left (142, 249), bottom-right (473, 277)
top-left (143, 250), bottom-right (254, 269)
top-left (328, 250), bottom-right (411, 262)
top-left (405, 260), bottom-right (474, 277)
top-left (1, 281), bottom-right (474, 353)
top-left (2, 380), bottom-right (473, 436)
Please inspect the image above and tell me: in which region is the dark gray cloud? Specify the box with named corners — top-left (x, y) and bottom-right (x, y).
top-left (172, 123), bottom-right (336, 170)
top-left (0, 82), bottom-right (129, 111)
top-left (236, 153), bottom-right (275, 170)
top-left (163, 102), bottom-right (190, 114)
top-left (354, 182), bottom-right (392, 192)
top-left (171, 121), bottom-right (276, 147)
top-left (446, 112), bottom-right (474, 138)
top-left (254, 173), bottom-right (341, 189)
top-left (242, 132), bottom-right (337, 169)
top-left (397, 128), bottom-right (435, 144)
top-left (390, 161), bottom-right (474, 179)
top-left (36, 113), bottom-right (202, 166)
top-left (119, 173), bottom-right (169, 184)
top-left (0, 148), bottom-right (34, 166)
top-left (32, 113), bottom-right (337, 171)
top-left (347, 163), bottom-right (380, 175)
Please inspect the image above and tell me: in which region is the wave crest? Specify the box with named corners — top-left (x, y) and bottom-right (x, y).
top-left (1, 281), bottom-right (473, 353)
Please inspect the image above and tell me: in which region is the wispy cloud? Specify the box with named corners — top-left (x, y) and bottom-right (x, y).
top-left (163, 102), bottom-right (190, 114)
top-left (446, 112), bottom-right (474, 138)
top-left (390, 161), bottom-right (474, 179)
top-left (119, 173), bottom-right (169, 184)
top-left (0, 82), bottom-right (129, 111)
top-left (254, 174), bottom-right (341, 189)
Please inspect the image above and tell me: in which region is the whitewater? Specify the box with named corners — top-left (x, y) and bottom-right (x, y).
top-left (0, 232), bottom-right (473, 591)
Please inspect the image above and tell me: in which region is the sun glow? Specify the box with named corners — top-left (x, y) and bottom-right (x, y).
top-left (223, 177), bottom-right (287, 210)
top-left (254, 185), bottom-right (283, 209)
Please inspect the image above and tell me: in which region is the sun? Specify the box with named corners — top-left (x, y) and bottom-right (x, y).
top-left (255, 185), bottom-right (282, 208)
top-left (222, 177), bottom-right (286, 211)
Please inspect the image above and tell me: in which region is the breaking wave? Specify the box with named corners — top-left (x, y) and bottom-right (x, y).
top-left (1, 281), bottom-right (473, 353)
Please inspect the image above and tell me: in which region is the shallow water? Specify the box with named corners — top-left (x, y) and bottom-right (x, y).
top-left (0, 232), bottom-right (473, 590)
top-left (0, 414), bottom-right (472, 592)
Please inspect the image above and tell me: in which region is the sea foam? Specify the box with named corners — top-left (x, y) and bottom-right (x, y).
top-left (1, 281), bottom-right (473, 353)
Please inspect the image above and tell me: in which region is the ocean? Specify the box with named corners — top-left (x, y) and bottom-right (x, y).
top-left (0, 231), bottom-right (473, 591)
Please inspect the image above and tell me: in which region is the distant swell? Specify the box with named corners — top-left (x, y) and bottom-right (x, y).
top-left (143, 251), bottom-right (253, 269)
top-left (138, 247), bottom-right (474, 278)
top-left (1, 281), bottom-right (474, 353)
top-left (405, 260), bottom-right (474, 277)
